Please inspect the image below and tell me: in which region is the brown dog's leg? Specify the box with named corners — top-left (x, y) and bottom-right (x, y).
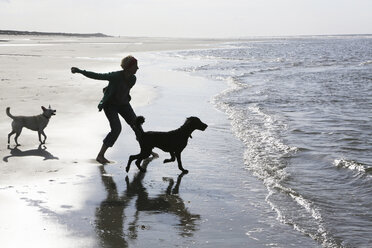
top-left (40, 130), bottom-right (47, 144)
top-left (14, 130), bottom-right (22, 146)
top-left (38, 131), bottom-right (43, 144)
top-left (8, 130), bottom-right (15, 144)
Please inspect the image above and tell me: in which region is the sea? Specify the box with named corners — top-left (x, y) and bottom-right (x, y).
top-left (166, 35), bottom-right (372, 248)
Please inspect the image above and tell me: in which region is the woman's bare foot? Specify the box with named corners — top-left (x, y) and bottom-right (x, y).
top-left (96, 143), bottom-right (110, 164)
top-left (96, 155), bottom-right (110, 164)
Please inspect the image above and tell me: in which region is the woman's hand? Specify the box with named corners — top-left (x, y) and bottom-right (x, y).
top-left (71, 67), bottom-right (81, 74)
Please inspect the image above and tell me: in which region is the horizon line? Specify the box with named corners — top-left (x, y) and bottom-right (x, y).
top-left (1, 29), bottom-right (371, 39)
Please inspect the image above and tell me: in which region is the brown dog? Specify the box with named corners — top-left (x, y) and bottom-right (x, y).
top-left (6, 106), bottom-right (56, 146)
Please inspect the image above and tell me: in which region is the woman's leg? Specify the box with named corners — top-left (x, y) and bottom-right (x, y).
top-left (96, 143), bottom-right (110, 164)
top-left (97, 106), bottom-right (122, 164)
top-left (118, 104), bottom-right (138, 132)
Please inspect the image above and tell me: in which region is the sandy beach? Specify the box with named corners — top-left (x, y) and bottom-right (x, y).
top-left (0, 36), bottom-right (319, 248)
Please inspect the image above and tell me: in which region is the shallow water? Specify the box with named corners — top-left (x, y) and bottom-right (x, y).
top-left (168, 35), bottom-right (372, 248)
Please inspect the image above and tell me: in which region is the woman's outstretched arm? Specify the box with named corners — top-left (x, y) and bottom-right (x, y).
top-left (71, 67), bottom-right (114, 81)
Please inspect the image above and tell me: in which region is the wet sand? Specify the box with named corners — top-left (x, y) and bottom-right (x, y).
top-left (0, 37), bottom-right (316, 247)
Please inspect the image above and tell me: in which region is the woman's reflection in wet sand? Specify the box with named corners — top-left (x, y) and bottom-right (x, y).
top-left (95, 157), bottom-right (200, 247)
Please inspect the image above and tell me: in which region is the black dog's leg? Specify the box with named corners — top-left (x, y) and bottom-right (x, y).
top-left (175, 152), bottom-right (188, 174)
top-left (135, 149), bottom-right (152, 173)
top-left (135, 158), bottom-right (144, 172)
top-left (164, 152), bottom-right (175, 164)
top-left (126, 154), bottom-right (139, 172)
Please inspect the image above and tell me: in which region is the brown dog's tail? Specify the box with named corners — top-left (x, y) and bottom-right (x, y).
top-left (6, 107), bottom-right (15, 119)
top-left (133, 116), bottom-right (145, 139)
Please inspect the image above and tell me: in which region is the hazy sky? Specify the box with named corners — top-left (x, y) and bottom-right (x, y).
top-left (1, 0), bottom-right (371, 37)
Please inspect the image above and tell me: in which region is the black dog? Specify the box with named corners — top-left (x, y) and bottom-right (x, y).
top-left (127, 116), bottom-right (208, 174)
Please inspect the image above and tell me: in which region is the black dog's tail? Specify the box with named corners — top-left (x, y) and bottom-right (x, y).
top-left (133, 116), bottom-right (145, 139)
top-left (6, 107), bottom-right (15, 119)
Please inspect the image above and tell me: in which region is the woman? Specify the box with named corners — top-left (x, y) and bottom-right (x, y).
top-left (71, 55), bottom-right (140, 164)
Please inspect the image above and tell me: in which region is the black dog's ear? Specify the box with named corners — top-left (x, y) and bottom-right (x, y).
top-left (41, 106), bottom-right (47, 111)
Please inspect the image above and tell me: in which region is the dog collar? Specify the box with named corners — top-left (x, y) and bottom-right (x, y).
top-left (42, 113), bottom-right (51, 119)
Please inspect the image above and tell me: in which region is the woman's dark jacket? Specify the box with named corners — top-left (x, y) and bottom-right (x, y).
top-left (80, 70), bottom-right (136, 111)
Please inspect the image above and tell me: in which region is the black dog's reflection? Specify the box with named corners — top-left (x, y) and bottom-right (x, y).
top-left (95, 157), bottom-right (200, 247)
top-left (3, 144), bottom-right (59, 162)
